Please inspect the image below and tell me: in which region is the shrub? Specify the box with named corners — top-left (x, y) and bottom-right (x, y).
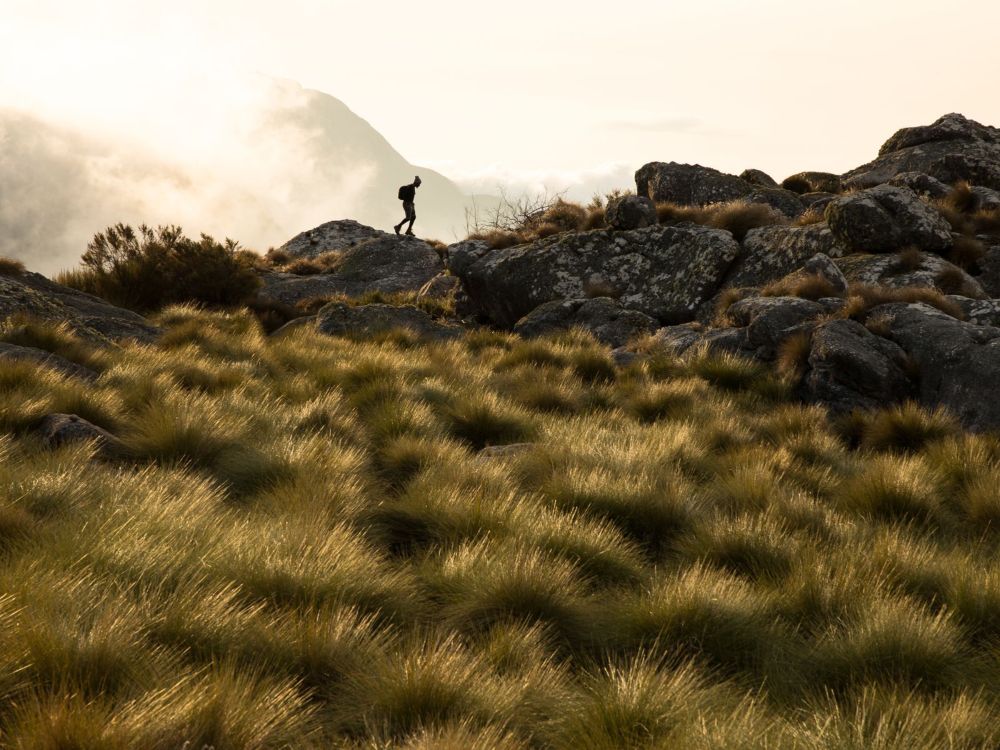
top-left (794, 207), bottom-right (826, 225)
top-left (781, 175), bottom-right (813, 194)
top-left (0, 256), bottom-right (25, 275)
top-left (57, 223), bottom-right (260, 312)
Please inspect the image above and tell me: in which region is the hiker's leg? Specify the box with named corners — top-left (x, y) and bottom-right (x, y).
top-left (405, 204), bottom-right (416, 233)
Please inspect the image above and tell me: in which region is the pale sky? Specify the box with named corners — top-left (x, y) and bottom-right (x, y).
top-left (3, 0), bottom-right (999, 187)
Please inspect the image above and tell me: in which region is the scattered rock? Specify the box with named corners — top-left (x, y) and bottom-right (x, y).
top-left (258, 235), bottom-right (443, 306)
top-left (635, 162), bottom-right (752, 206)
top-left (454, 224), bottom-right (741, 327)
top-left (604, 195), bottom-right (657, 230)
top-left (825, 185), bottom-right (953, 253)
top-left (948, 296), bottom-right (1000, 327)
top-left (800, 192), bottom-right (837, 209)
top-left (801, 253), bottom-right (850, 294)
top-left (0, 342), bottom-right (98, 381)
top-left (476, 443), bottom-right (534, 460)
top-left (513, 297), bottom-right (659, 348)
top-left (315, 302), bottom-right (462, 340)
top-left (38, 413), bottom-right (124, 458)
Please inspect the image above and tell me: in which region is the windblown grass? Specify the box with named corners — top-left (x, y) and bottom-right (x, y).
top-left (0, 307), bottom-right (997, 747)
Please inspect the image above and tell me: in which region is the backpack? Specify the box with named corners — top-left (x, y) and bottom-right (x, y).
top-left (398, 184), bottom-right (415, 202)
top-left (397, 185), bottom-right (406, 200)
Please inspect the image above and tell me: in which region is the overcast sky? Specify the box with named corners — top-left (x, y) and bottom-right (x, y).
top-left (3, 0), bottom-right (999, 193)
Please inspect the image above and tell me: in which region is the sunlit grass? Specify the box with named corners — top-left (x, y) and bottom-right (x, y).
top-left (0, 306), bottom-right (997, 746)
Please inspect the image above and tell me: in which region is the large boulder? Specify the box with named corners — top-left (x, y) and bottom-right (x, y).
top-left (887, 172), bottom-right (951, 200)
top-left (824, 185), bottom-right (953, 253)
top-left (834, 253), bottom-right (985, 298)
top-left (454, 224), bottom-right (741, 327)
top-left (723, 224), bottom-right (849, 290)
top-left (747, 188), bottom-right (805, 218)
top-left (258, 235), bottom-right (444, 306)
top-left (803, 319), bottom-right (916, 414)
top-left (725, 296), bottom-right (825, 358)
top-left (513, 297), bottom-right (659, 348)
top-left (277, 219), bottom-right (388, 259)
top-left (635, 162), bottom-right (752, 206)
top-left (844, 113), bottom-right (1000, 190)
top-left (315, 302), bottom-right (462, 340)
top-left (604, 195), bottom-right (657, 230)
top-left (0, 272), bottom-right (159, 343)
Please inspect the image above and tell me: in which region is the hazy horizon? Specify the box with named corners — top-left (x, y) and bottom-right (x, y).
top-left (3, 0), bottom-right (999, 271)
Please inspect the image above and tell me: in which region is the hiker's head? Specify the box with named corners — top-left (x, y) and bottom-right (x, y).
top-left (414, 176), bottom-right (422, 188)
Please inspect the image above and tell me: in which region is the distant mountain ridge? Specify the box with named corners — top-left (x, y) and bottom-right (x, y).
top-left (0, 78), bottom-right (476, 274)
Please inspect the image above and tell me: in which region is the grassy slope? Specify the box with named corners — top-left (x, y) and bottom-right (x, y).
top-left (0, 307), bottom-right (998, 749)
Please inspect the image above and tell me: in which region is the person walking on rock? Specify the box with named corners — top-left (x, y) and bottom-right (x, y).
top-left (394, 176), bottom-right (421, 236)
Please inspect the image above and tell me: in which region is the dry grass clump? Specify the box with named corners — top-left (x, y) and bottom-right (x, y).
top-left (761, 272), bottom-right (840, 301)
top-left (0, 256), bottom-right (26, 275)
top-left (656, 199), bottom-right (787, 240)
top-left (839, 283), bottom-right (966, 321)
top-left (0, 308), bottom-right (996, 746)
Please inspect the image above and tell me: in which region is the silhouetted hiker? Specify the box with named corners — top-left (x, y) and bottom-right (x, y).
top-left (394, 176), bottom-right (422, 236)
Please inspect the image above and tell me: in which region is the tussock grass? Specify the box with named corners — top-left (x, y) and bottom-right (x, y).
top-left (0, 307), bottom-right (996, 746)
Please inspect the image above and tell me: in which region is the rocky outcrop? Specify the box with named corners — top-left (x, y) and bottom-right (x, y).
top-left (315, 302), bottom-right (462, 340)
top-left (258, 235), bottom-right (444, 306)
top-left (974, 245), bottom-right (1000, 297)
top-left (0, 273), bottom-right (159, 343)
top-left (604, 195), bottom-right (657, 230)
top-left (834, 253), bottom-right (985, 298)
top-left (824, 185), bottom-right (953, 253)
top-left (513, 297), bottom-right (658, 348)
top-left (635, 162), bottom-right (752, 206)
top-left (278, 219), bottom-right (388, 259)
top-left (724, 224), bottom-right (849, 289)
top-left (454, 224), bottom-right (740, 327)
top-left (0, 342), bottom-right (98, 381)
top-left (38, 413), bottom-right (124, 458)
top-left (844, 113), bottom-right (1000, 190)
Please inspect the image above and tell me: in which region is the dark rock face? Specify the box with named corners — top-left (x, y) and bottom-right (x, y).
top-left (0, 342), bottom-right (98, 381)
top-left (635, 162), bottom-right (752, 206)
top-left (726, 296), bottom-right (825, 358)
top-left (801, 253), bottom-right (849, 294)
top-left (604, 195), bottom-right (657, 230)
top-left (447, 240), bottom-right (492, 278)
top-left (724, 224), bottom-right (848, 290)
top-left (871, 302), bottom-right (1000, 431)
top-left (824, 185), bottom-right (953, 253)
top-left (513, 297), bottom-right (659, 348)
top-left (38, 413), bottom-right (124, 457)
top-left (782, 172), bottom-right (842, 194)
top-left (974, 245), bottom-right (1000, 297)
top-left (417, 274), bottom-right (462, 300)
top-left (834, 253), bottom-right (985, 298)
top-left (454, 224), bottom-right (740, 328)
top-left (804, 319), bottom-right (916, 413)
top-left (0, 273), bottom-right (160, 344)
top-left (739, 169), bottom-right (779, 188)
top-left (949, 296), bottom-right (1000, 327)
top-left (278, 219), bottom-right (388, 259)
top-left (315, 302), bottom-right (462, 340)
top-left (258, 236), bottom-right (443, 306)
top-left (845, 113), bottom-right (1000, 190)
